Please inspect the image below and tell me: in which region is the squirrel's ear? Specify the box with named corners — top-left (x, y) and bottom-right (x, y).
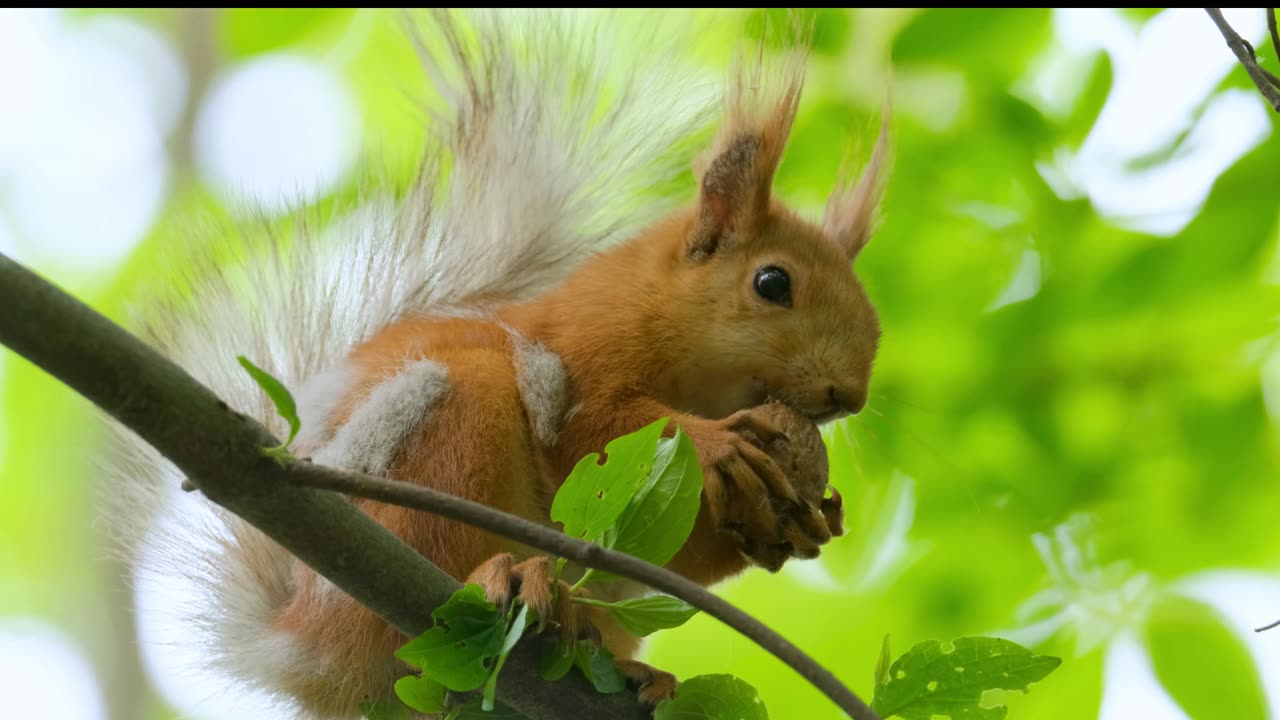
top-left (689, 47), bottom-right (806, 260)
top-left (690, 134), bottom-right (768, 258)
top-left (824, 103), bottom-right (891, 261)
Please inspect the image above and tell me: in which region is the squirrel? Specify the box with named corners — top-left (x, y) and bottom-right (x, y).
top-left (101, 9), bottom-right (889, 720)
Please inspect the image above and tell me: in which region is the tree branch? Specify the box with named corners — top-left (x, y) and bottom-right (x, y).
top-left (1268, 8), bottom-right (1279, 67)
top-left (1257, 618), bottom-right (1280, 632)
top-left (0, 251), bottom-right (881, 720)
top-left (0, 253), bottom-right (644, 720)
top-left (284, 465), bottom-right (881, 720)
top-left (1205, 8), bottom-right (1280, 112)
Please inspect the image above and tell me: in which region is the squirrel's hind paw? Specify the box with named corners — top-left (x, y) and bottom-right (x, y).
top-left (615, 659), bottom-right (679, 707)
top-left (466, 554), bottom-right (591, 642)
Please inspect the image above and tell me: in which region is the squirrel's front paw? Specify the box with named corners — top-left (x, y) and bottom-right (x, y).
top-left (692, 405), bottom-right (840, 572)
top-left (467, 554), bottom-right (595, 643)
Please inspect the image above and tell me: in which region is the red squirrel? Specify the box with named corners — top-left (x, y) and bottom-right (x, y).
top-left (103, 10), bottom-right (888, 719)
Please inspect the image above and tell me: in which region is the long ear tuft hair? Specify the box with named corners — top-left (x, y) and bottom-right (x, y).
top-left (688, 17), bottom-right (812, 258)
top-left (824, 94), bottom-right (892, 261)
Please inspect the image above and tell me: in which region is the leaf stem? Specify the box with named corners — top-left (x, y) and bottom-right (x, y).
top-left (570, 570), bottom-right (596, 593)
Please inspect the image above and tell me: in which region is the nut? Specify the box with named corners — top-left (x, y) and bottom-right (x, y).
top-left (746, 400), bottom-right (830, 507)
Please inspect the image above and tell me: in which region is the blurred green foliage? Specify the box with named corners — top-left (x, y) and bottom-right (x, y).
top-left (1, 8), bottom-right (1278, 720)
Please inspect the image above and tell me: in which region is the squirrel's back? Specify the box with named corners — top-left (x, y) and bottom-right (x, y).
top-left (99, 10), bottom-right (712, 717)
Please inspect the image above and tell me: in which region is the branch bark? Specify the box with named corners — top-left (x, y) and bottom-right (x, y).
top-left (1204, 8), bottom-right (1280, 112)
top-left (0, 252), bottom-right (881, 720)
top-left (0, 252), bottom-right (643, 720)
top-left (1268, 8), bottom-right (1279, 67)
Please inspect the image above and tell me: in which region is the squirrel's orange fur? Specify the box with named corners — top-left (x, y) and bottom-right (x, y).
top-left (276, 31), bottom-right (887, 720)
top-left (103, 10), bottom-right (888, 719)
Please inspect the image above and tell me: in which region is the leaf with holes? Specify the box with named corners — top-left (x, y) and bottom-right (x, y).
top-left (574, 594), bottom-right (699, 638)
top-left (609, 427), bottom-right (703, 566)
top-left (551, 417), bottom-right (668, 543)
top-left (871, 637), bottom-right (1061, 720)
top-left (654, 674), bottom-right (768, 720)
top-left (393, 675), bottom-right (446, 714)
top-left (395, 584), bottom-right (507, 691)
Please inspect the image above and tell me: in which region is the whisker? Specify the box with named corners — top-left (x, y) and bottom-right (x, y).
top-left (836, 418), bottom-right (872, 482)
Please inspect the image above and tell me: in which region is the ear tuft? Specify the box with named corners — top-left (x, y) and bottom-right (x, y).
top-left (688, 25), bottom-right (809, 259)
top-left (823, 99), bottom-right (892, 260)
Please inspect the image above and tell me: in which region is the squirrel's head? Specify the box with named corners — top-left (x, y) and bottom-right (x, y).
top-left (666, 52), bottom-right (889, 425)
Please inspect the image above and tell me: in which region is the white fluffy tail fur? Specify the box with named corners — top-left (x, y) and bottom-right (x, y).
top-left (100, 9), bottom-right (711, 718)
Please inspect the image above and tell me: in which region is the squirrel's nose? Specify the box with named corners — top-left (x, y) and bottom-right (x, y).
top-left (827, 384), bottom-right (867, 415)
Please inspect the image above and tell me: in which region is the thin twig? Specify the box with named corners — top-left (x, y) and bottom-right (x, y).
top-left (1268, 8), bottom-right (1279, 67)
top-left (286, 465), bottom-right (883, 720)
top-left (1257, 619), bottom-right (1280, 632)
top-left (0, 251), bottom-right (881, 720)
top-left (1204, 8), bottom-right (1280, 111)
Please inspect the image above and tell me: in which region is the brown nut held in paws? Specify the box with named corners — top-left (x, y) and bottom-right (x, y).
top-left (742, 401), bottom-right (846, 540)
top-left (741, 401), bottom-right (828, 504)
top-left (696, 401), bottom-right (848, 574)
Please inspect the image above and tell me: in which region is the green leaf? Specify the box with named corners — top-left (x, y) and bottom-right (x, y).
top-left (551, 418), bottom-right (668, 543)
top-left (875, 635), bottom-right (892, 688)
top-left (1145, 595), bottom-right (1267, 720)
top-left (395, 584), bottom-right (507, 692)
top-left (574, 643), bottom-right (626, 694)
top-left (654, 674), bottom-right (768, 720)
top-left (538, 637), bottom-right (577, 682)
top-left (482, 603), bottom-right (531, 711)
top-left (360, 697), bottom-right (413, 720)
top-left (610, 427), bottom-right (703, 567)
top-left (393, 675), bottom-right (446, 714)
top-left (237, 355), bottom-right (301, 452)
top-left (871, 637), bottom-right (1061, 720)
top-left (893, 9), bottom-right (1051, 83)
top-left (575, 595), bottom-right (699, 638)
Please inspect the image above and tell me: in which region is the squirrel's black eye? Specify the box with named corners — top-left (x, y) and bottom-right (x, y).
top-left (753, 265), bottom-right (792, 307)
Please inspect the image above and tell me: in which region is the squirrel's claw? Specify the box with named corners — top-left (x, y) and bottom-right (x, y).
top-left (726, 409), bottom-right (790, 448)
top-left (466, 554), bottom-right (591, 643)
top-left (821, 485), bottom-right (846, 538)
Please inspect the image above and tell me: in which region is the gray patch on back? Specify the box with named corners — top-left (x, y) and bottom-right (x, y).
top-left (311, 360), bottom-right (450, 475)
top-left (509, 332), bottom-right (569, 447)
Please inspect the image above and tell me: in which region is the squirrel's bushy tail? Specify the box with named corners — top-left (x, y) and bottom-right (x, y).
top-left (100, 9), bottom-right (711, 717)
